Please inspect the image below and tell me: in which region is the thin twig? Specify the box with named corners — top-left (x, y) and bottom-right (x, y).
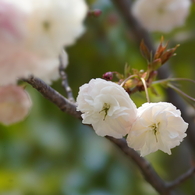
top-left (59, 50), bottom-right (75, 102)
top-left (167, 167), bottom-right (195, 190)
top-left (168, 83), bottom-right (195, 102)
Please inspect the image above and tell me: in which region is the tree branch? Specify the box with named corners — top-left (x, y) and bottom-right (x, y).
top-left (25, 76), bottom-right (175, 195)
top-left (24, 77), bottom-right (81, 119)
top-left (106, 136), bottom-right (173, 195)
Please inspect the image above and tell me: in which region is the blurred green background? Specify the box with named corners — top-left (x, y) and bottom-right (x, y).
top-left (1, 0), bottom-right (195, 194)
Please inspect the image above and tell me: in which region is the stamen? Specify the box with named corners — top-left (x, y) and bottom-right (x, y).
top-left (99, 103), bottom-right (110, 120)
top-left (43, 21), bottom-right (50, 31)
top-left (150, 123), bottom-right (160, 142)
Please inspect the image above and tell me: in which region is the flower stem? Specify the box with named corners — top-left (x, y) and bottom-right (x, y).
top-left (141, 77), bottom-right (150, 103)
top-left (120, 75), bottom-right (137, 87)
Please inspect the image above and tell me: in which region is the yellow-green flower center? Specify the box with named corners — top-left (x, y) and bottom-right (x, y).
top-left (43, 20), bottom-right (50, 31)
top-left (150, 122), bottom-right (160, 142)
top-left (99, 103), bottom-right (110, 120)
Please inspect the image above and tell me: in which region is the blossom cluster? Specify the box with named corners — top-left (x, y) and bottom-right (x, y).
top-left (77, 78), bottom-right (188, 156)
top-left (0, 0), bottom-right (88, 125)
top-left (132, 0), bottom-right (191, 33)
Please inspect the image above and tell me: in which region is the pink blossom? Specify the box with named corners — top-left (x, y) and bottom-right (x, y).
top-left (0, 0), bottom-right (87, 85)
top-left (0, 85), bottom-right (32, 125)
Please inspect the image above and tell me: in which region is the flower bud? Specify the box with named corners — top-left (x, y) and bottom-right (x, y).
top-left (88, 9), bottom-right (102, 17)
top-left (102, 72), bottom-right (113, 81)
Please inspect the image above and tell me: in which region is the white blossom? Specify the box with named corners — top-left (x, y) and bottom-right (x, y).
top-left (127, 102), bottom-right (188, 156)
top-left (76, 78), bottom-right (137, 138)
top-left (132, 0), bottom-right (191, 32)
top-left (0, 0), bottom-right (87, 85)
top-left (23, 0), bottom-right (88, 57)
top-left (0, 85), bottom-right (32, 125)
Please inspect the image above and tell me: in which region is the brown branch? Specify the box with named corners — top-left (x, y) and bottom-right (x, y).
top-left (25, 76), bottom-right (175, 195)
top-left (106, 136), bottom-right (174, 195)
top-left (24, 77), bottom-right (81, 119)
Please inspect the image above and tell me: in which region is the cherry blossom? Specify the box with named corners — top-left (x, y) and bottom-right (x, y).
top-left (127, 102), bottom-right (188, 156)
top-left (132, 0), bottom-right (191, 32)
top-left (76, 78), bottom-right (137, 138)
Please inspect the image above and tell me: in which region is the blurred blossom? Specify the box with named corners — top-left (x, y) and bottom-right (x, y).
top-left (131, 0), bottom-right (191, 32)
top-left (127, 102), bottom-right (188, 156)
top-left (23, 0), bottom-right (88, 56)
top-left (0, 0), bottom-right (87, 85)
top-left (0, 85), bottom-right (32, 125)
top-left (76, 78), bottom-right (137, 138)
